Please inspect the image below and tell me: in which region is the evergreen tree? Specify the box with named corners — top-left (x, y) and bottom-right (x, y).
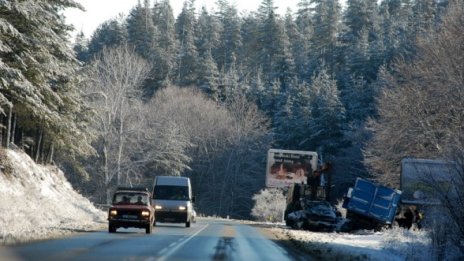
top-left (175, 0), bottom-right (198, 86)
top-left (126, 0), bottom-right (156, 59)
top-left (73, 31), bottom-right (89, 62)
top-left (87, 17), bottom-right (127, 60)
top-left (411, 0), bottom-right (437, 36)
top-left (274, 79), bottom-right (313, 149)
top-left (240, 13), bottom-right (260, 75)
top-left (285, 10), bottom-right (306, 82)
top-left (214, 0), bottom-right (242, 72)
top-left (308, 0), bottom-right (341, 76)
top-left (379, 0), bottom-right (415, 63)
top-left (196, 7), bottom-right (221, 99)
top-left (198, 49), bottom-right (220, 101)
top-left (256, 0), bottom-right (294, 87)
top-left (341, 0), bottom-right (380, 82)
top-left (152, 0), bottom-right (177, 91)
top-left (295, 0), bottom-right (314, 80)
top-left (0, 0), bottom-right (94, 161)
top-left (306, 70), bottom-right (345, 154)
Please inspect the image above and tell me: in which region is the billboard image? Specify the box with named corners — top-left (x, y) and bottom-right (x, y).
top-left (401, 158), bottom-right (459, 205)
top-left (266, 149), bottom-right (318, 188)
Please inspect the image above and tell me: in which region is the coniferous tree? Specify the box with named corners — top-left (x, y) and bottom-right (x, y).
top-left (175, 0), bottom-right (198, 86)
top-left (196, 7), bottom-right (221, 99)
top-left (214, 0), bottom-right (242, 72)
top-left (412, 0), bottom-right (437, 35)
top-left (240, 13), bottom-right (260, 75)
top-left (151, 0), bottom-right (177, 92)
top-left (306, 70), bottom-right (345, 154)
top-left (295, 0), bottom-right (314, 80)
top-left (87, 17), bottom-right (127, 60)
top-left (126, 0), bottom-right (156, 59)
top-left (73, 31), bottom-right (89, 62)
top-left (198, 49), bottom-right (220, 101)
top-left (275, 80), bottom-right (313, 149)
top-left (256, 0), bottom-right (294, 87)
top-left (309, 0), bottom-right (341, 76)
top-left (0, 0), bottom-right (94, 161)
top-left (284, 10), bottom-right (306, 82)
top-left (342, 0), bottom-right (380, 82)
top-left (379, 0), bottom-right (415, 63)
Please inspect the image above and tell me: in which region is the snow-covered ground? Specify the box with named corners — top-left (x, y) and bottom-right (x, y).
top-left (264, 225), bottom-right (432, 261)
top-left (0, 148), bottom-right (437, 260)
top-left (0, 149), bottom-right (106, 245)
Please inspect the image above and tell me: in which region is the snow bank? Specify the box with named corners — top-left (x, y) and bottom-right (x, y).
top-left (0, 149), bottom-right (106, 245)
top-left (260, 222), bottom-right (432, 260)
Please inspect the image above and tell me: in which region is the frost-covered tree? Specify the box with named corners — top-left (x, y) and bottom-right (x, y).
top-left (306, 70), bottom-right (345, 154)
top-left (195, 7), bottom-right (220, 99)
top-left (175, 0), bottom-right (198, 86)
top-left (214, 0), bottom-right (242, 72)
top-left (126, 0), bottom-right (156, 59)
top-left (256, 0), bottom-right (293, 86)
top-left (309, 0), bottom-right (341, 75)
top-left (151, 0), bottom-right (177, 93)
top-left (84, 45), bottom-right (151, 203)
top-left (294, 0), bottom-right (314, 80)
top-left (86, 17), bottom-right (127, 61)
top-left (251, 188), bottom-right (286, 222)
top-left (365, 1), bottom-right (464, 185)
top-left (0, 0), bottom-right (94, 162)
top-left (365, 2), bottom-right (464, 257)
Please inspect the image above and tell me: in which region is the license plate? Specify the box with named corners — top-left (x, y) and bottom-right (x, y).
top-left (122, 215), bottom-right (137, 219)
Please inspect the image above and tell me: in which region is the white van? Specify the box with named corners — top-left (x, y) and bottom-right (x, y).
top-left (152, 176), bottom-right (196, 227)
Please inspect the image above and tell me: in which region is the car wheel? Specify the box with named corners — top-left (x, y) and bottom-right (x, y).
top-left (146, 224), bottom-right (152, 234)
top-left (108, 225), bottom-right (116, 233)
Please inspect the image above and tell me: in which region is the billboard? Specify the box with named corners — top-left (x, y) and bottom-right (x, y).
top-left (400, 158), bottom-right (459, 205)
top-left (266, 149), bottom-right (318, 188)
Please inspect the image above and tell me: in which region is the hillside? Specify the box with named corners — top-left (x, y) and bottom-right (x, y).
top-left (0, 148), bottom-right (106, 245)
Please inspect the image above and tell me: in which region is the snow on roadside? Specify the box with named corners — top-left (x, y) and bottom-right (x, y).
top-left (0, 149), bottom-right (106, 245)
top-left (259, 222), bottom-right (432, 260)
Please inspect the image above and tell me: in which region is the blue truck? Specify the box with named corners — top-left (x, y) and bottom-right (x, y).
top-left (342, 178), bottom-right (402, 230)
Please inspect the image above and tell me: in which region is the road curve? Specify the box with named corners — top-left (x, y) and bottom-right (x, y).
top-left (3, 219), bottom-right (309, 261)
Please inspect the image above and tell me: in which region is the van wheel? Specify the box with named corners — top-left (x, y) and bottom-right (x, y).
top-left (186, 220), bottom-right (191, 228)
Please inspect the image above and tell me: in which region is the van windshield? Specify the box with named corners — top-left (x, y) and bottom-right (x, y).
top-left (153, 185), bottom-right (189, 200)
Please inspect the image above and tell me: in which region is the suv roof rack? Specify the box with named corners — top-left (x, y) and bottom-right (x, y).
top-left (116, 186), bottom-right (149, 192)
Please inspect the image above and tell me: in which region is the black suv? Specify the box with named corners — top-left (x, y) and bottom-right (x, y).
top-left (108, 187), bottom-right (155, 234)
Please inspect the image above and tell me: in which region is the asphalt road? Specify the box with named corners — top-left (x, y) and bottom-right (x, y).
top-left (2, 219), bottom-right (310, 261)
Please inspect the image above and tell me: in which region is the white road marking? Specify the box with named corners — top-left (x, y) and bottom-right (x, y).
top-left (157, 224), bottom-right (209, 261)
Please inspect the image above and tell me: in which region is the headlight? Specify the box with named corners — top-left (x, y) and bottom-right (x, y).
top-left (178, 206), bottom-right (186, 211)
top-left (141, 210), bottom-right (150, 217)
top-left (155, 205), bottom-right (163, 210)
top-left (109, 210), bottom-right (117, 216)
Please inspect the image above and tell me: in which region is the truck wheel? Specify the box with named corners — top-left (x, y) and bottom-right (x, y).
top-left (186, 220), bottom-right (191, 228)
top-left (146, 224), bottom-right (152, 234)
